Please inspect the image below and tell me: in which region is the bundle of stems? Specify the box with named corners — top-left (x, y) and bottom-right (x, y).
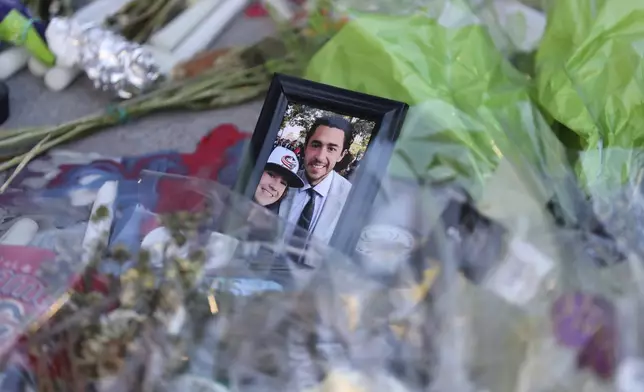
top-left (105, 0), bottom-right (189, 43)
top-left (0, 51), bottom-right (296, 165)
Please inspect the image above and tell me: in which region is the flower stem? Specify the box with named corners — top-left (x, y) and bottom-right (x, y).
top-left (0, 133), bottom-right (51, 192)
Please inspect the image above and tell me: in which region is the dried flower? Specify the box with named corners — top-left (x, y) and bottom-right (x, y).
top-left (91, 206), bottom-right (110, 223)
top-left (110, 245), bottom-right (132, 264)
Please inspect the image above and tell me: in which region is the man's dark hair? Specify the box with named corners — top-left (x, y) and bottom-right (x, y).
top-left (304, 116), bottom-right (354, 152)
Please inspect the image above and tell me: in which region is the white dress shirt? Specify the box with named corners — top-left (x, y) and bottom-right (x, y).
top-left (286, 172), bottom-right (333, 233)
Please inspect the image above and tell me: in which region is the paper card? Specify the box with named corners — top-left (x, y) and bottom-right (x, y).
top-left (484, 238), bottom-right (556, 306)
top-left (0, 245), bottom-right (58, 355)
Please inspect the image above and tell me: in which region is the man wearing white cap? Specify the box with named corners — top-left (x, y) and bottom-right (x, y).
top-left (278, 116), bottom-right (354, 244)
top-left (254, 146), bottom-right (305, 212)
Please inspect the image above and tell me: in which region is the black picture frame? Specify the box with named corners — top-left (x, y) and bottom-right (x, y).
top-left (235, 73), bottom-right (408, 255)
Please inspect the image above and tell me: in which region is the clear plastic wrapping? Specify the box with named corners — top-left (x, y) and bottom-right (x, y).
top-left (1, 164), bottom-right (639, 392)
top-left (0, 189), bottom-right (91, 369)
top-left (0, 172), bottom-right (442, 391)
top-left (345, 149), bottom-right (631, 392)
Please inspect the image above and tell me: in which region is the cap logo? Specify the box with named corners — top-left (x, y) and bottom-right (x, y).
top-left (281, 155), bottom-right (296, 170)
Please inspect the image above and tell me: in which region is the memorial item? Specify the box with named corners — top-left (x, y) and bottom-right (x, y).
top-left (27, 0), bottom-right (133, 90)
top-left (10, 0), bottom-right (248, 91)
top-left (235, 73), bottom-right (407, 249)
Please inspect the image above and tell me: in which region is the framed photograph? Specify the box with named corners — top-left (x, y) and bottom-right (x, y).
top-left (235, 74), bottom-right (408, 253)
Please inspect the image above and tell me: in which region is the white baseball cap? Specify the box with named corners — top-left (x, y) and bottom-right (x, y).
top-left (265, 146), bottom-right (305, 188)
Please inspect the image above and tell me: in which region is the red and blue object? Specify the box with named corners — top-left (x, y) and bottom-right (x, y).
top-left (13, 123), bottom-right (248, 204)
top-left (5, 124), bottom-right (250, 256)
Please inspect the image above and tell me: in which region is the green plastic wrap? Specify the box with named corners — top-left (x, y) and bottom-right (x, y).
top-left (535, 0), bottom-right (644, 187)
top-left (305, 13), bottom-right (567, 201)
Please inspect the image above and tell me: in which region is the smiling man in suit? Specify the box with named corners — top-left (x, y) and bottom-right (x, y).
top-left (279, 116), bottom-right (354, 244)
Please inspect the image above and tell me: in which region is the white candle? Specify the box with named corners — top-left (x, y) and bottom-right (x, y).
top-left (171, 0), bottom-right (249, 63)
top-left (0, 218), bottom-right (39, 246)
top-left (0, 47), bottom-right (29, 80)
top-left (73, 0), bottom-right (133, 24)
top-left (82, 181), bottom-right (118, 264)
top-left (27, 56), bottom-right (50, 77)
top-left (44, 66), bottom-right (82, 91)
top-left (149, 0), bottom-right (222, 52)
